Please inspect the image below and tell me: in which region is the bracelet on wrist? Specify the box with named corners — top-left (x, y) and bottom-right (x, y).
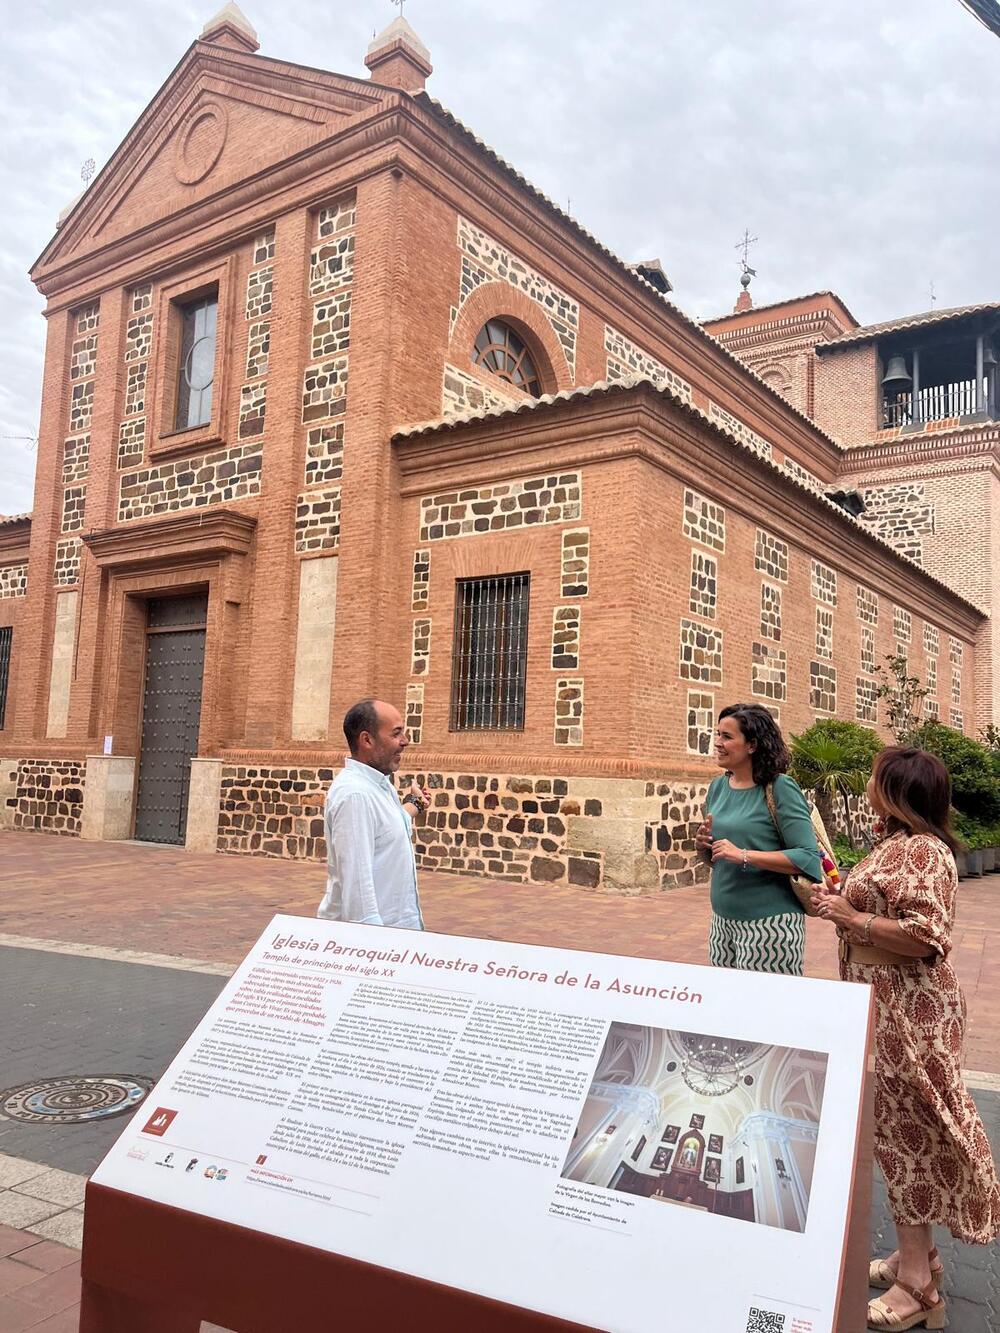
top-left (741, 848), bottom-right (749, 873)
top-left (861, 913), bottom-right (875, 946)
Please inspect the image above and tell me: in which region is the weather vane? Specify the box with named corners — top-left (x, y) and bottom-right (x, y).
top-left (392, 0), bottom-right (405, 16)
top-left (735, 228), bottom-right (758, 291)
top-left (81, 158), bottom-right (96, 187)
top-left (735, 228), bottom-right (757, 275)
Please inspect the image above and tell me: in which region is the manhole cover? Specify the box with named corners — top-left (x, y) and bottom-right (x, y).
top-left (0, 1075), bottom-right (153, 1124)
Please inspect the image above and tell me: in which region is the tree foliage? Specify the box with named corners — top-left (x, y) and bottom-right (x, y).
top-left (789, 720), bottom-right (883, 848)
top-left (914, 721), bottom-right (1000, 823)
top-left (873, 652), bottom-right (928, 745)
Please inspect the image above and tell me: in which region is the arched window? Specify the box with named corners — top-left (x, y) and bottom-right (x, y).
top-left (472, 320), bottom-right (542, 396)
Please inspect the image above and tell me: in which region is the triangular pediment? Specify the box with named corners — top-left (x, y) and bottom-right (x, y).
top-left (34, 40), bottom-right (393, 276)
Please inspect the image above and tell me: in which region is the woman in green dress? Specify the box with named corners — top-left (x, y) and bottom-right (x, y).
top-left (695, 703), bottom-right (821, 976)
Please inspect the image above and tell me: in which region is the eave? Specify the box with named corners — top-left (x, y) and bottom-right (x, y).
top-left (0, 517), bottom-right (31, 563)
top-left (837, 422), bottom-right (1000, 477)
top-left (394, 378), bottom-right (985, 634)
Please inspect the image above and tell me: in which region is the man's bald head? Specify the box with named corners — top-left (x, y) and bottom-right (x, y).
top-left (343, 698), bottom-right (408, 774)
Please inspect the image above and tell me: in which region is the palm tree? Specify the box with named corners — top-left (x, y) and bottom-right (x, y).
top-left (789, 725), bottom-right (880, 849)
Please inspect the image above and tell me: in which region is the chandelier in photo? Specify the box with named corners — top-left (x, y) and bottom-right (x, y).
top-left (679, 1034), bottom-right (768, 1098)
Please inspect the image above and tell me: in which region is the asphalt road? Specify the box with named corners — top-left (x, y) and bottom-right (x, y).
top-left (0, 945), bottom-right (224, 1175)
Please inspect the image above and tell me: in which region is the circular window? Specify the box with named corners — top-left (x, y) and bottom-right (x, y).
top-left (472, 321), bottom-right (542, 396)
top-left (184, 333), bottom-right (215, 392)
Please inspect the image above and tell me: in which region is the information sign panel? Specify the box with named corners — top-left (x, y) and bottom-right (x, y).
top-left (91, 916), bottom-right (872, 1333)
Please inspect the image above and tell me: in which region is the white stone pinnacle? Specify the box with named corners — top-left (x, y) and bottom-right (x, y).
top-left (201, 2), bottom-right (258, 43)
top-left (57, 191), bottom-right (84, 227)
top-left (366, 15), bottom-right (431, 64)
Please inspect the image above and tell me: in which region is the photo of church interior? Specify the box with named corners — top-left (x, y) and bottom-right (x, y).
top-left (562, 1023), bottom-right (828, 1232)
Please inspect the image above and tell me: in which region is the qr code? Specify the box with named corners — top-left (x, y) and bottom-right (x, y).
top-left (746, 1310), bottom-right (785, 1333)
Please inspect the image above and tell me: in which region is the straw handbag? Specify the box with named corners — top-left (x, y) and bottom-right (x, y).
top-left (763, 783), bottom-right (838, 917)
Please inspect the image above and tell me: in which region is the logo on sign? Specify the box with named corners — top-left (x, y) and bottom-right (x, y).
top-left (256, 1154), bottom-right (267, 1165)
top-left (142, 1107), bottom-right (178, 1137)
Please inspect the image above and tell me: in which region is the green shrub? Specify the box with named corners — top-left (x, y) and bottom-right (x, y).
top-left (790, 720), bottom-right (882, 848)
top-left (831, 836), bottom-right (868, 872)
top-left (951, 812), bottom-right (1000, 850)
top-left (793, 719), bottom-right (883, 770)
top-left (914, 722), bottom-right (1000, 823)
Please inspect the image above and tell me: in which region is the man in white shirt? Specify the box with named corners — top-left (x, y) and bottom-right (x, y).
top-left (317, 698), bottom-right (430, 929)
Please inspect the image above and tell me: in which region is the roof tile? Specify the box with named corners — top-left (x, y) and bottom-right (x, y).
top-left (818, 301), bottom-right (1000, 352)
top-left (394, 376), bottom-right (982, 615)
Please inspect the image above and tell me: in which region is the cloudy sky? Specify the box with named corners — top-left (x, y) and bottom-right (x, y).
top-left (1, 0), bottom-right (998, 514)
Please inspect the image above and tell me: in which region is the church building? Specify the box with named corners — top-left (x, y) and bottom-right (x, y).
top-left (0, 6), bottom-right (986, 892)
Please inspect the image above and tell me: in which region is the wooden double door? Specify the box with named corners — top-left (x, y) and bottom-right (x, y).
top-left (133, 595), bottom-right (207, 845)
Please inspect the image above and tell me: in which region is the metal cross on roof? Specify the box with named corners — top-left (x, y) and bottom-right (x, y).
top-left (392, 0), bottom-right (406, 16)
top-left (735, 228), bottom-right (758, 275)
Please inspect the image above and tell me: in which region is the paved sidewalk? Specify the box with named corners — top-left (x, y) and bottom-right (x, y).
top-left (0, 1210), bottom-right (229, 1333)
top-left (4, 830), bottom-right (1000, 1071)
top-left (0, 1225), bottom-right (83, 1333)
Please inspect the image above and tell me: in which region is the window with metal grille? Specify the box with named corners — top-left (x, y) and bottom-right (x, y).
top-left (0, 626), bottom-right (12, 730)
top-left (450, 574), bottom-right (530, 730)
top-left (175, 294), bottom-right (218, 429)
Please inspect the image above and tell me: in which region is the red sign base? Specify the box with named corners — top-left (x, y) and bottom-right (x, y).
top-left (80, 1070), bottom-right (873, 1332)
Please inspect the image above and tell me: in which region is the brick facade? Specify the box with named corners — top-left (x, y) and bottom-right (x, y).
top-left (4, 16), bottom-right (985, 894)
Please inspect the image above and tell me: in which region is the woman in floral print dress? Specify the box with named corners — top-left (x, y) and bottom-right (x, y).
top-left (813, 747), bottom-right (1000, 1331)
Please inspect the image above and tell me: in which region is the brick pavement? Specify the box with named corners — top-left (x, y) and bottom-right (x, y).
top-left (3, 830), bottom-right (1000, 1072)
top-left (0, 1217), bottom-right (230, 1333)
top-left (0, 1226), bottom-right (81, 1333)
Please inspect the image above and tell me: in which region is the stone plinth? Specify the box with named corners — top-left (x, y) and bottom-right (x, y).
top-left (186, 758), bottom-right (224, 853)
top-left (0, 756), bottom-right (18, 830)
top-left (81, 756), bottom-right (136, 841)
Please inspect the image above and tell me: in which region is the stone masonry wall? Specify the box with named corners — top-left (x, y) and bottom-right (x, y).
top-left (419, 472), bottom-right (581, 541)
top-left (117, 285), bottom-right (152, 469)
top-left (12, 759), bottom-right (86, 836)
top-left (856, 481), bottom-right (935, 566)
top-left (442, 363), bottom-right (517, 418)
top-left (454, 217), bottom-right (579, 378)
top-left (216, 766), bottom-right (713, 893)
top-left (708, 402), bottom-right (771, 460)
top-left (604, 325), bottom-right (692, 403)
top-left (0, 564), bottom-right (28, 599)
top-left (118, 441), bottom-right (262, 521)
top-left (294, 194), bottom-right (354, 551)
top-left (645, 780), bottom-right (712, 890)
top-left (218, 765), bottom-right (331, 859)
top-left (57, 302), bottom-right (98, 584)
